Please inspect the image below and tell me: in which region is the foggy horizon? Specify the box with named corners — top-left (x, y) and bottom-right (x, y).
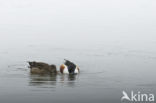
top-left (0, 1), bottom-right (156, 103)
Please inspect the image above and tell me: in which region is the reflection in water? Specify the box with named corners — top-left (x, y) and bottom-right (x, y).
top-left (60, 74), bottom-right (77, 81)
top-left (29, 74), bottom-right (57, 87)
top-left (68, 74), bottom-right (76, 81)
top-left (59, 74), bottom-right (79, 87)
top-left (29, 73), bottom-right (79, 88)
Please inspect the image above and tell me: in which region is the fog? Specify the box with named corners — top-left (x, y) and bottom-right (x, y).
top-left (0, 1), bottom-right (156, 103)
top-left (0, 0), bottom-right (156, 45)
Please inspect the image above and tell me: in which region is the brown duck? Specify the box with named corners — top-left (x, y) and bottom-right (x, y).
top-left (28, 61), bottom-right (57, 74)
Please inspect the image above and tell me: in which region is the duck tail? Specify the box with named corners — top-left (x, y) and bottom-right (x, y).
top-left (64, 59), bottom-right (71, 63)
top-left (64, 59), bottom-right (68, 61)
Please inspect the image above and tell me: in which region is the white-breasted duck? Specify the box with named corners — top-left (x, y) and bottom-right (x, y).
top-left (60, 59), bottom-right (80, 74)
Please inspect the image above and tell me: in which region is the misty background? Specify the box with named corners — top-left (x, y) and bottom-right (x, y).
top-left (0, 0), bottom-right (156, 47)
top-left (0, 1), bottom-right (156, 103)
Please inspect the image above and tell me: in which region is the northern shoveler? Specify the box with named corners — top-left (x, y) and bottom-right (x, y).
top-left (60, 59), bottom-right (80, 74)
top-left (28, 61), bottom-right (57, 74)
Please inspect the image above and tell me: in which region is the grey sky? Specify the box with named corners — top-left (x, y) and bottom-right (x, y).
top-left (0, 0), bottom-right (156, 46)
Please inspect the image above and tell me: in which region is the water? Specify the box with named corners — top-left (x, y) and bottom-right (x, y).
top-left (0, 40), bottom-right (156, 103)
top-left (0, 0), bottom-right (156, 103)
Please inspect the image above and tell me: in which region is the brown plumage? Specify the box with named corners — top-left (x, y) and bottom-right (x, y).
top-left (28, 61), bottom-right (57, 74)
top-left (60, 64), bottom-right (65, 74)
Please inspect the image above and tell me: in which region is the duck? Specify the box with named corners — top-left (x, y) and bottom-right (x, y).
top-left (28, 61), bottom-right (57, 74)
top-left (60, 59), bottom-right (80, 74)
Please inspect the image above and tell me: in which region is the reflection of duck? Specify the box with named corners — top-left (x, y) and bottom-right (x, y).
top-left (29, 73), bottom-right (78, 88)
top-left (28, 61), bottom-right (57, 74)
top-left (60, 59), bottom-right (80, 74)
top-left (60, 74), bottom-right (78, 87)
top-left (29, 74), bottom-right (57, 87)
top-left (68, 74), bottom-right (76, 81)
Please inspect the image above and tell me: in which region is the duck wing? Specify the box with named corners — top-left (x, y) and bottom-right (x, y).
top-left (28, 61), bottom-right (49, 69)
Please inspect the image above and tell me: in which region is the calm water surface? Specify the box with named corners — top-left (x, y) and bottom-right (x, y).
top-left (0, 0), bottom-right (156, 102)
top-left (0, 41), bottom-right (156, 103)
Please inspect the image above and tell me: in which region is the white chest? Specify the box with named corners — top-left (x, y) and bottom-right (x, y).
top-left (63, 66), bottom-right (69, 74)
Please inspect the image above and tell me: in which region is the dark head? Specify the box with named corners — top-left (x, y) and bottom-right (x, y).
top-left (64, 59), bottom-right (76, 74)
